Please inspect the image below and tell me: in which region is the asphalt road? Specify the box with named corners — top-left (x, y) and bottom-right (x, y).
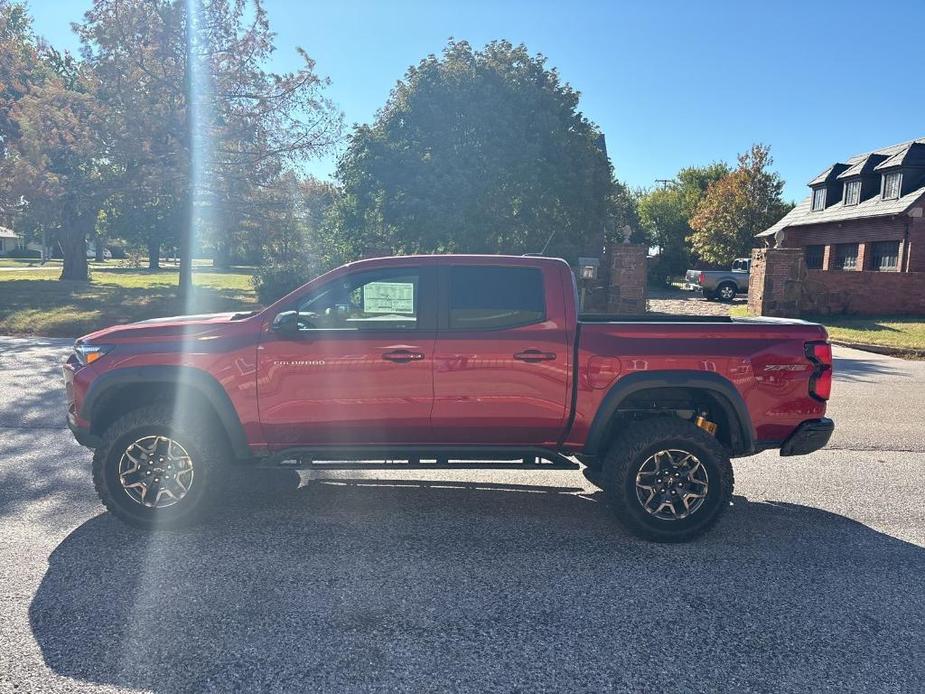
top-left (1, 337), bottom-right (923, 693)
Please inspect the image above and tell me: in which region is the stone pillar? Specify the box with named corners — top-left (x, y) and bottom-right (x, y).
top-left (748, 247), bottom-right (806, 317)
top-left (607, 244), bottom-right (647, 314)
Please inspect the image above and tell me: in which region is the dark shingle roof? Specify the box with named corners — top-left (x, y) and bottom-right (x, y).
top-left (757, 137), bottom-right (925, 238)
top-left (874, 142), bottom-right (925, 171)
top-left (836, 153), bottom-right (888, 179)
top-left (807, 163), bottom-right (849, 186)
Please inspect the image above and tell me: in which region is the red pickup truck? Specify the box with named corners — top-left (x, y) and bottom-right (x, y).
top-left (64, 254), bottom-right (834, 542)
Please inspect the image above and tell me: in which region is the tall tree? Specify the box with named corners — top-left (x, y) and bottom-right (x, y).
top-left (76, 0), bottom-right (342, 292)
top-left (331, 40), bottom-right (618, 263)
top-left (637, 162), bottom-right (728, 275)
top-left (0, 1), bottom-right (45, 220)
top-left (8, 72), bottom-right (112, 279)
top-left (689, 144), bottom-right (791, 265)
top-left (1, 4), bottom-right (112, 282)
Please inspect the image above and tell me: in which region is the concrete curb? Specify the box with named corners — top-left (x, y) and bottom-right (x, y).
top-left (830, 340), bottom-right (925, 360)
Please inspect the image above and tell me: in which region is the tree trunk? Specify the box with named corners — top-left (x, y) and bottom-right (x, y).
top-left (148, 240), bottom-right (160, 270)
top-left (213, 241), bottom-right (231, 270)
top-left (95, 238), bottom-right (105, 262)
top-left (59, 220), bottom-right (90, 281)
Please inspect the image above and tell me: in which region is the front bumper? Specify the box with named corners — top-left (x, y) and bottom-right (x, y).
top-left (67, 412), bottom-right (101, 449)
top-left (780, 418), bottom-right (834, 456)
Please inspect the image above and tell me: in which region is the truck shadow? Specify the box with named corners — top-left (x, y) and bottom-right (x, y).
top-left (833, 353), bottom-right (906, 383)
top-left (28, 475), bottom-right (925, 692)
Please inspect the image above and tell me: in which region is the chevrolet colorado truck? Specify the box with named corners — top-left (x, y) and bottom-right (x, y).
top-left (685, 258), bottom-right (750, 301)
top-left (65, 254), bottom-right (834, 542)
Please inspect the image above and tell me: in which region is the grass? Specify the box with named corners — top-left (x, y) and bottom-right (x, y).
top-left (0, 265), bottom-right (257, 337)
top-left (730, 306), bottom-right (925, 353)
top-left (807, 316), bottom-right (925, 352)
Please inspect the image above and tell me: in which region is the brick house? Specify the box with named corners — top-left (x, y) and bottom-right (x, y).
top-left (755, 138), bottom-right (925, 314)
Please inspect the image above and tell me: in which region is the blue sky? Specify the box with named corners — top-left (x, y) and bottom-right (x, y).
top-left (27, 0), bottom-right (925, 202)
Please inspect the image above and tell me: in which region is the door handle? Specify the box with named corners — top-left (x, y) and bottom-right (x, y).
top-left (382, 349), bottom-right (425, 363)
top-left (513, 349), bottom-right (557, 363)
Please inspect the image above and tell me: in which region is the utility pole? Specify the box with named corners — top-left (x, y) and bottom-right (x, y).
top-left (655, 178), bottom-right (675, 189)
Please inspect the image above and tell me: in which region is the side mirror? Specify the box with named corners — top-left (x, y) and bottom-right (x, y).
top-left (271, 310), bottom-right (300, 336)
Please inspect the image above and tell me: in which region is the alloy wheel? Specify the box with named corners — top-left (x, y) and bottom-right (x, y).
top-left (118, 435), bottom-right (195, 508)
top-left (635, 449), bottom-right (709, 521)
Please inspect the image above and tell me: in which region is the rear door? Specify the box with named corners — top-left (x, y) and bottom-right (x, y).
top-left (257, 265), bottom-right (436, 447)
top-left (430, 263), bottom-right (571, 445)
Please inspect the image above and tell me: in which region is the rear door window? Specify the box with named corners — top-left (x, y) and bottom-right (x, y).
top-left (447, 266), bottom-right (545, 330)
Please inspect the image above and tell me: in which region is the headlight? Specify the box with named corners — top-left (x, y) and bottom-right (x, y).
top-left (73, 343), bottom-right (114, 366)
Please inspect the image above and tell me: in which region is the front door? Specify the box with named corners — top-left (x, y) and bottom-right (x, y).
top-left (257, 266), bottom-right (436, 447)
top-left (430, 264), bottom-right (571, 445)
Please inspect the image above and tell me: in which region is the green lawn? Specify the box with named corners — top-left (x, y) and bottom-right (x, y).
top-left (0, 266), bottom-right (257, 336)
top-left (731, 306), bottom-right (925, 353)
top-left (807, 316), bottom-right (925, 352)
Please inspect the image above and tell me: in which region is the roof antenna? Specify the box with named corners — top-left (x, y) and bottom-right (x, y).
top-left (524, 229), bottom-right (557, 257)
top-left (539, 229), bottom-right (557, 255)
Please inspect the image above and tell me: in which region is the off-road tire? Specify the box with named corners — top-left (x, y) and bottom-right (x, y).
top-left (92, 403), bottom-right (228, 529)
top-left (581, 464), bottom-right (605, 489)
top-left (601, 418), bottom-right (734, 542)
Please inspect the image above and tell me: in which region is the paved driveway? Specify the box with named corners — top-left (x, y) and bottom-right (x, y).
top-left (0, 338), bottom-right (922, 692)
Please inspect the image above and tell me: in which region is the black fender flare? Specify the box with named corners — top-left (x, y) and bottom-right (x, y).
top-left (583, 370), bottom-right (755, 456)
top-left (81, 365), bottom-right (251, 460)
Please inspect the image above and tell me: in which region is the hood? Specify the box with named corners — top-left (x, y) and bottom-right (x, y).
top-left (78, 311), bottom-right (259, 343)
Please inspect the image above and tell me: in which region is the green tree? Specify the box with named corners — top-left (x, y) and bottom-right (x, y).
top-left (0, 1), bottom-right (48, 225)
top-left (76, 0), bottom-right (342, 290)
top-left (0, 6), bottom-right (113, 282)
top-left (331, 40), bottom-right (617, 263)
top-left (637, 162), bottom-right (728, 277)
top-left (689, 144), bottom-right (791, 265)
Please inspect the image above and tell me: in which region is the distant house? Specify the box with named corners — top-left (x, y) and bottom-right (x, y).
top-left (757, 138), bottom-right (925, 273)
top-left (0, 227), bottom-right (22, 255)
top-left (0, 227), bottom-right (46, 257)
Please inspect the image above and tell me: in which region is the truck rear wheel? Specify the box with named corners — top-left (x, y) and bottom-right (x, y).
top-left (716, 282), bottom-right (738, 302)
top-left (601, 418), bottom-right (734, 542)
top-left (92, 403), bottom-right (225, 529)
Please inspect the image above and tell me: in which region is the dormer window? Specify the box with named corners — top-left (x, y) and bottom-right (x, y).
top-left (811, 187), bottom-right (826, 211)
top-left (882, 171), bottom-right (902, 199)
top-left (844, 179), bottom-right (861, 206)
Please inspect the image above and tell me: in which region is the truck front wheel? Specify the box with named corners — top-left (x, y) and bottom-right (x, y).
top-left (601, 418), bottom-right (734, 542)
top-left (92, 403), bottom-right (224, 529)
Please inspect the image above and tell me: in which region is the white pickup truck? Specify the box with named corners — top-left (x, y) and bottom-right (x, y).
top-left (684, 258), bottom-right (750, 302)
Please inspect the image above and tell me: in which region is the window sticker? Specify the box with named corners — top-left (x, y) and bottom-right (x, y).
top-left (363, 281), bottom-right (414, 314)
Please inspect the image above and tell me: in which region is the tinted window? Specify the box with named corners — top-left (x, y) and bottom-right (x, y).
top-left (805, 245), bottom-right (824, 270)
top-left (811, 187), bottom-right (826, 211)
top-left (882, 172), bottom-right (901, 199)
top-left (297, 270), bottom-right (419, 331)
top-left (448, 266), bottom-right (545, 329)
top-left (835, 243), bottom-right (858, 270)
top-left (871, 241), bottom-right (900, 272)
top-left (844, 179), bottom-right (861, 206)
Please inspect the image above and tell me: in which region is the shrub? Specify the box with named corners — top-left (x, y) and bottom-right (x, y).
top-left (646, 255), bottom-right (674, 288)
top-left (6, 247), bottom-right (42, 258)
top-left (252, 257), bottom-right (319, 305)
